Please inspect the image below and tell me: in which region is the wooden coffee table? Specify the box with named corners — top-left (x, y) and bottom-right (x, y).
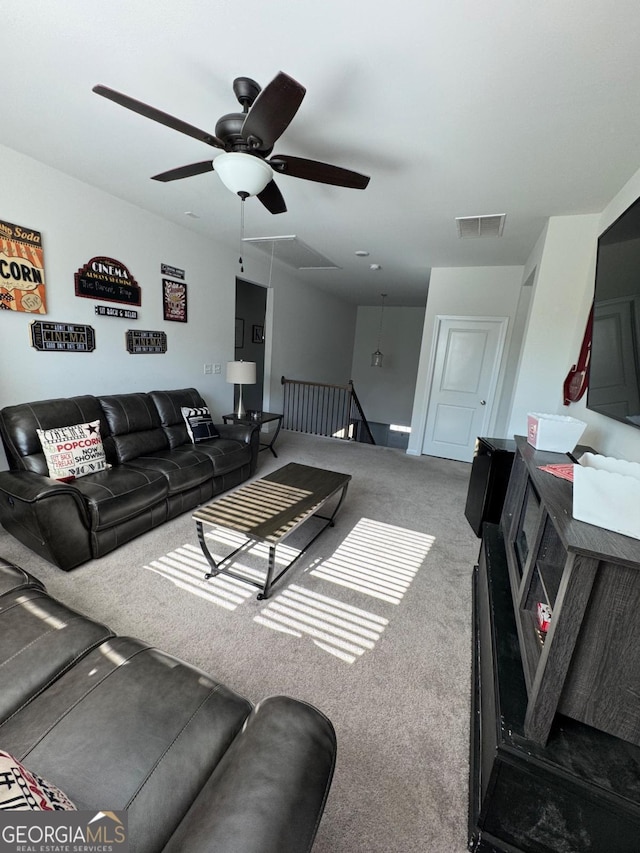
top-left (193, 463), bottom-right (351, 600)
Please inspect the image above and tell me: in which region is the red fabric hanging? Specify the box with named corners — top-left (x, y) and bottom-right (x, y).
top-left (563, 304), bottom-right (594, 406)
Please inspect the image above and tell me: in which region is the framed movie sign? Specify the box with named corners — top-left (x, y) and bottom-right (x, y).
top-left (75, 257), bottom-right (141, 305)
top-left (30, 321), bottom-right (95, 352)
top-left (126, 329), bottom-right (167, 354)
top-left (0, 219), bottom-right (47, 314)
top-left (162, 278), bottom-right (187, 322)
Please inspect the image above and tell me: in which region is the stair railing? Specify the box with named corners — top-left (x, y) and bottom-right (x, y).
top-left (281, 376), bottom-right (375, 444)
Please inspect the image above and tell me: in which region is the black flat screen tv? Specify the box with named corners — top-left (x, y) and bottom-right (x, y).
top-left (587, 195), bottom-right (640, 429)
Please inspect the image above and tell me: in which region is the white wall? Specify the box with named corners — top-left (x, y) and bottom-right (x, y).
top-left (267, 276), bottom-right (357, 412)
top-left (507, 214), bottom-right (600, 438)
top-left (511, 167), bottom-right (640, 463)
top-left (0, 144), bottom-right (356, 468)
top-left (407, 265), bottom-right (524, 455)
top-left (349, 305), bottom-right (425, 426)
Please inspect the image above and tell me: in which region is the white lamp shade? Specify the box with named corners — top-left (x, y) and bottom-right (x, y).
top-left (214, 152), bottom-right (273, 197)
top-left (226, 360), bottom-right (257, 384)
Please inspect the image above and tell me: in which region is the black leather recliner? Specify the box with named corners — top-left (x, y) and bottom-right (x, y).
top-left (0, 557), bottom-right (336, 853)
top-left (0, 388), bottom-right (259, 570)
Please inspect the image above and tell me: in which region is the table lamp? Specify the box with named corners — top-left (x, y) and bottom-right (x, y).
top-left (226, 360), bottom-right (256, 418)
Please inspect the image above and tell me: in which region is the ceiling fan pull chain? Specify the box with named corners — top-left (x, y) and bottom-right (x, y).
top-left (238, 196), bottom-right (246, 272)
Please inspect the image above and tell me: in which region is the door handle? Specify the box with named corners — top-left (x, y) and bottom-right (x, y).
top-left (480, 400), bottom-right (486, 405)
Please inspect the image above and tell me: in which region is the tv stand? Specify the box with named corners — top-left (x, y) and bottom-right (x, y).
top-left (469, 436), bottom-right (640, 851)
top-left (470, 525), bottom-right (640, 852)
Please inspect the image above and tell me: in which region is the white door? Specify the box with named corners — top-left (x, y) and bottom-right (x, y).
top-left (421, 316), bottom-right (508, 462)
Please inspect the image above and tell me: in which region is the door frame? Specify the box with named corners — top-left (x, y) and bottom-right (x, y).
top-left (420, 314), bottom-right (509, 459)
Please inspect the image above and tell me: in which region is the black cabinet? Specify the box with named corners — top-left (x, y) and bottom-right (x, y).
top-left (464, 437), bottom-right (515, 537)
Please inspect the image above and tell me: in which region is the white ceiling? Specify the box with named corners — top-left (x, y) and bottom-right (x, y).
top-left (5, 1), bottom-right (640, 306)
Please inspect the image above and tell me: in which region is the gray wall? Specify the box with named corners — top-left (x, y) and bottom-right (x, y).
top-left (350, 305), bottom-right (425, 427)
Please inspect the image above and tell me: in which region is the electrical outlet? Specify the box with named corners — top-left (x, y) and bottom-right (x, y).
top-left (203, 363), bottom-right (213, 375)
top-left (213, 363), bottom-right (222, 374)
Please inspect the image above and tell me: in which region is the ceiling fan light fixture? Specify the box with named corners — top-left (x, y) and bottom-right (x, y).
top-left (214, 152), bottom-right (273, 197)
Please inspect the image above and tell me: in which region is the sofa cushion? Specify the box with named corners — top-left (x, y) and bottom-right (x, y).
top-left (0, 749), bottom-right (77, 811)
top-left (173, 439), bottom-right (252, 479)
top-left (0, 396), bottom-right (109, 473)
top-left (0, 587), bottom-right (113, 724)
top-left (0, 557), bottom-right (44, 597)
top-left (71, 466), bottom-right (169, 531)
top-left (97, 393), bottom-right (168, 464)
top-left (124, 449), bottom-right (213, 495)
top-left (148, 388), bottom-right (209, 449)
top-left (0, 636), bottom-right (253, 852)
top-left (36, 419), bottom-right (109, 481)
top-left (181, 406), bottom-right (220, 443)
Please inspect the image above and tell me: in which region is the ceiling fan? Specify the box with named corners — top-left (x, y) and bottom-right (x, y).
top-left (92, 71), bottom-right (370, 214)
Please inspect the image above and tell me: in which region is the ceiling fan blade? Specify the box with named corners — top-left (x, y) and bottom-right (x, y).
top-left (257, 180), bottom-right (287, 214)
top-left (269, 154), bottom-right (370, 189)
top-left (241, 72), bottom-right (306, 151)
top-left (92, 85), bottom-right (225, 149)
top-left (151, 161), bottom-right (214, 182)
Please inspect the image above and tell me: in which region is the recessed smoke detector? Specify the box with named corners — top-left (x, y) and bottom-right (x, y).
top-left (455, 214), bottom-right (506, 238)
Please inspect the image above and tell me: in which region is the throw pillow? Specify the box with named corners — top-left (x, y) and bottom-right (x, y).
top-left (181, 406), bottom-right (220, 443)
top-left (0, 750), bottom-right (76, 811)
top-left (37, 420), bottom-right (109, 481)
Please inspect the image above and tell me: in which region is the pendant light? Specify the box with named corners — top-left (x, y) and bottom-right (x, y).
top-left (371, 293), bottom-right (387, 367)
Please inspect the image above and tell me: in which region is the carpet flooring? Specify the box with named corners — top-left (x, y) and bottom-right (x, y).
top-left (0, 431), bottom-right (479, 852)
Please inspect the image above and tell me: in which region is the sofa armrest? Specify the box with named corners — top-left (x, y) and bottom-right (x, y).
top-left (0, 471), bottom-right (92, 570)
top-left (0, 469), bottom-right (84, 503)
top-left (162, 695), bottom-right (336, 853)
top-left (216, 422), bottom-right (258, 445)
top-left (216, 422), bottom-right (260, 475)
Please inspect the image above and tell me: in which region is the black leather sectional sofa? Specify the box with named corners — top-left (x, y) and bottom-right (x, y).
top-left (0, 557), bottom-right (336, 851)
top-left (0, 388), bottom-right (259, 570)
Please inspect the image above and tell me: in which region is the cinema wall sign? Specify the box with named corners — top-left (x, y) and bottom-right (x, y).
top-left (75, 257), bottom-right (141, 305)
top-left (30, 321), bottom-right (96, 352)
top-left (95, 305), bottom-right (138, 320)
top-left (126, 329), bottom-right (167, 354)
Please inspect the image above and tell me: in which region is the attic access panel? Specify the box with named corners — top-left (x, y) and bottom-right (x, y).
top-left (242, 235), bottom-right (340, 270)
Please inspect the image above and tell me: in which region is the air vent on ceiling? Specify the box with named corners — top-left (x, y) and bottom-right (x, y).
top-left (241, 235), bottom-right (340, 270)
top-left (455, 214), bottom-right (506, 239)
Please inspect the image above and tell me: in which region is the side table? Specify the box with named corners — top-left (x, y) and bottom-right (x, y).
top-left (222, 411), bottom-right (283, 457)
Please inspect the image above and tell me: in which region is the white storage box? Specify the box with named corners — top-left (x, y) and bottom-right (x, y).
top-left (573, 453), bottom-right (640, 540)
top-left (527, 412), bottom-right (587, 452)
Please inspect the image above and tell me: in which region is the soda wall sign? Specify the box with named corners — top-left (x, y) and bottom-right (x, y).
top-left (75, 257), bottom-right (141, 305)
top-left (31, 321), bottom-right (96, 352)
top-left (0, 219), bottom-right (47, 314)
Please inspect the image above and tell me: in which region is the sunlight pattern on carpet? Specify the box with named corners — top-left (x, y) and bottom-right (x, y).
top-left (144, 529), bottom-right (304, 611)
top-left (254, 584), bottom-right (388, 664)
top-left (145, 543), bottom-right (255, 610)
top-left (309, 517), bottom-right (435, 604)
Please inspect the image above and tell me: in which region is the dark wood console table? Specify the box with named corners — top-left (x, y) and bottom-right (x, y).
top-left (469, 436), bottom-right (640, 851)
top-left (502, 436), bottom-right (640, 747)
top-left (469, 524), bottom-right (640, 852)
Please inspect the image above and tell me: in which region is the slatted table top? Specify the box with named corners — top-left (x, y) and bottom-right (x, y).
top-left (193, 463), bottom-right (351, 544)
